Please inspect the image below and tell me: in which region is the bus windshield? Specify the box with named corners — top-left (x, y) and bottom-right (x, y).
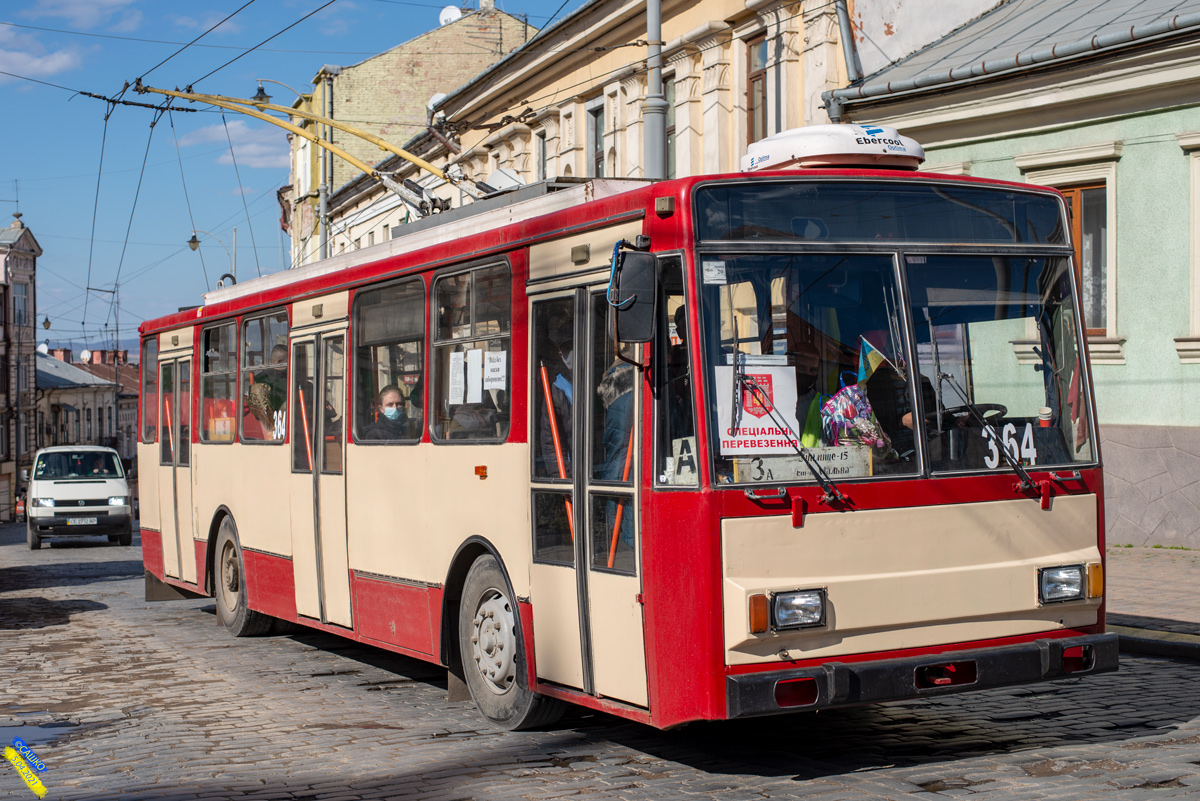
top-left (696, 212), bottom-right (1093, 486)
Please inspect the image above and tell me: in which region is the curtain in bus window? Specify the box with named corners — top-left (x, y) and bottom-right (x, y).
top-left (699, 253), bottom-right (920, 485)
top-left (242, 312), bottom-right (288, 442)
top-left (141, 339), bottom-right (158, 444)
top-left (354, 280), bottom-right (425, 442)
top-left (201, 324), bottom-right (237, 442)
top-left (906, 255), bottom-right (1093, 473)
top-left (432, 264), bottom-right (511, 441)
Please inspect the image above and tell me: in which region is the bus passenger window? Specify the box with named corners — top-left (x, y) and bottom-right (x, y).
top-left (178, 360), bottom-right (191, 467)
top-left (532, 298), bottom-right (574, 480)
top-left (432, 264), bottom-right (511, 442)
top-left (292, 342), bottom-right (315, 471)
top-left (656, 257), bottom-right (697, 486)
top-left (321, 337), bottom-right (344, 473)
top-left (353, 279), bottom-right (425, 443)
top-left (200, 323), bottom-right (236, 443)
top-left (242, 311), bottom-right (288, 442)
top-left (141, 338), bottom-right (158, 444)
top-left (159, 361), bottom-right (174, 464)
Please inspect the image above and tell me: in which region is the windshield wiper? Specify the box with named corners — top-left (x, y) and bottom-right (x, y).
top-left (937, 371), bottom-right (1035, 490)
top-left (738, 375), bottom-right (847, 504)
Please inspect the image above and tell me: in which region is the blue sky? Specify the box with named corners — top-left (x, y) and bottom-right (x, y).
top-left (1, 0), bottom-right (581, 354)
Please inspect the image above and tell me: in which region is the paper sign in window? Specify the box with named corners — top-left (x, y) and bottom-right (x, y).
top-left (484, 351), bottom-right (507, 390)
top-left (449, 351), bottom-right (466, 405)
top-left (466, 349), bottom-right (483, 404)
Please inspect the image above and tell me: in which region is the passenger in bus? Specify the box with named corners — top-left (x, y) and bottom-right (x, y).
top-left (598, 346), bottom-right (635, 548)
top-left (361, 385), bottom-right (407, 440)
top-left (538, 324), bottom-right (574, 476)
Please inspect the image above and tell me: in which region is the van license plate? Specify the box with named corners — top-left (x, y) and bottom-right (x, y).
top-left (67, 517), bottom-right (97, 526)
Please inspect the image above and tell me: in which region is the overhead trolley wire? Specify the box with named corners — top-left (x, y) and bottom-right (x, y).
top-left (81, 104), bottom-right (114, 330)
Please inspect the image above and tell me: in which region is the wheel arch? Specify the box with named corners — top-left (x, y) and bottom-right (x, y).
top-left (439, 536), bottom-right (526, 687)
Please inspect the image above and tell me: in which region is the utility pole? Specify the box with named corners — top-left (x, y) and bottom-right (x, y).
top-left (88, 284), bottom-right (120, 450)
top-left (643, 0), bottom-right (668, 180)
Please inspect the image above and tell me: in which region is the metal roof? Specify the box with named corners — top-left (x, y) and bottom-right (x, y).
top-left (37, 354), bottom-right (114, 390)
top-left (827, 0), bottom-right (1200, 111)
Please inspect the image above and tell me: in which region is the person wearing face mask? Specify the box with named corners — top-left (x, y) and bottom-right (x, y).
top-left (362, 385), bottom-right (408, 440)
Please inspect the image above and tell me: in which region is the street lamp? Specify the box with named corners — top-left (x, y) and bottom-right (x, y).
top-left (187, 229), bottom-right (236, 286)
top-left (253, 78), bottom-right (308, 104)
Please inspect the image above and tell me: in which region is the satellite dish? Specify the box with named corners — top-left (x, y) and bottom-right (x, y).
top-left (36, 343), bottom-right (48, 355)
top-left (427, 92), bottom-right (447, 112)
top-left (80, 349), bottom-right (92, 363)
top-left (484, 167), bottom-right (525, 192)
top-left (438, 5), bottom-right (462, 25)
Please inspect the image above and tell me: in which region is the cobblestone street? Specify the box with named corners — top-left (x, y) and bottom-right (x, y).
top-left (2, 522), bottom-right (1199, 800)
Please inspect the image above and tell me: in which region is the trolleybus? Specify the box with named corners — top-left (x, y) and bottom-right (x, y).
top-left (140, 125), bottom-right (1117, 730)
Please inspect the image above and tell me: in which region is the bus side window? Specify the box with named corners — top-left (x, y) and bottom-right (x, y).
top-left (241, 311), bottom-right (289, 443)
top-left (655, 257), bottom-right (697, 486)
top-left (200, 323), bottom-right (237, 443)
top-left (431, 263), bottom-right (511, 442)
top-left (353, 279), bottom-right (425, 443)
top-left (141, 338), bottom-right (158, 444)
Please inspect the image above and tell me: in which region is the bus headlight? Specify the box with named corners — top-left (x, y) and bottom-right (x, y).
top-left (1039, 565), bottom-right (1084, 603)
top-left (772, 589), bottom-right (826, 630)
top-left (108, 496), bottom-right (129, 506)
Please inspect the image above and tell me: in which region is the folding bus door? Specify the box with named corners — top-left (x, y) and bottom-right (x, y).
top-left (157, 355), bottom-right (196, 583)
top-left (529, 289), bottom-right (648, 707)
top-left (289, 330), bottom-right (352, 628)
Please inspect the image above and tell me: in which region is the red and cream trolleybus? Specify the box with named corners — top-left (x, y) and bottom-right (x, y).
top-left (140, 124), bottom-right (1117, 730)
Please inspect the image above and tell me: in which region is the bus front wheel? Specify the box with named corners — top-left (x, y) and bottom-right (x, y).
top-left (458, 554), bottom-right (564, 730)
top-left (214, 517), bottom-right (271, 637)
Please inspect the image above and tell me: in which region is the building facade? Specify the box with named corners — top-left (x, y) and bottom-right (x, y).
top-left (36, 353), bottom-right (123, 455)
top-left (0, 213), bottom-right (40, 521)
top-left (71, 349), bottom-right (137, 461)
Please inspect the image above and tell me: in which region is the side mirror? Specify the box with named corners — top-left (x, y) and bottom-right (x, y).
top-left (612, 250), bottom-right (658, 343)
top-left (19, 469), bottom-right (28, 483)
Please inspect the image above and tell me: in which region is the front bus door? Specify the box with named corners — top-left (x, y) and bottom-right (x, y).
top-left (289, 331), bottom-right (352, 627)
top-left (157, 355), bottom-right (196, 583)
top-left (530, 289), bottom-right (648, 707)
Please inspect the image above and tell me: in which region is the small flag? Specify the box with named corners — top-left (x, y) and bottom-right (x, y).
top-left (858, 337), bottom-right (893, 384)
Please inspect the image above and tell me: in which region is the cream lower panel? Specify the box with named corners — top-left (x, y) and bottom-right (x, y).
top-left (191, 444), bottom-right (294, 556)
top-left (178, 468), bottom-right (196, 584)
top-left (157, 465), bottom-right (180, 578)
top-left (290, 472), bottom-right (320, 619)
top-left (318, 474), bottom-right (352, 627)
top-left (530, 562), bottom-right (585, 690)
top-left (137, 443), bottom-right (160, 532)
top-left (587, 570), bottom-right (648, 707)
top-left (722, 494), bottom-right (1102, 665)
top-left (345, 442), bottom-right (533, 593)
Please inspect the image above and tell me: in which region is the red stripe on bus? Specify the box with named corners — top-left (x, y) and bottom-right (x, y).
top-left (352, 575), bottom-right (435, 656)
top-left (243, 549), bottom-right (297, 622)
top-left (141, 528), bottom-right (164, 579)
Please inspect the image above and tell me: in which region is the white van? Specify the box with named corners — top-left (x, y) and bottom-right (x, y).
top-left (25, 446), bottom-right (133, 550)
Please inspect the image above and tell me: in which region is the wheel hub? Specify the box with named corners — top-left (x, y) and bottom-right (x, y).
top-left (471, 590), bottom-right (516, 695)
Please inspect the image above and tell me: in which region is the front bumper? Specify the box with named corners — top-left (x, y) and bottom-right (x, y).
top-left (726, 633), bottom-right (1119, 718)
top-left (29, 512), bottom-right (132, 537)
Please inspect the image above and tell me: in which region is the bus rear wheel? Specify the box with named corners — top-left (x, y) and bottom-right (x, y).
top-left (458, 554), bottom-right (563, 730)
top-left (214, 517), bottom-right (271, 637)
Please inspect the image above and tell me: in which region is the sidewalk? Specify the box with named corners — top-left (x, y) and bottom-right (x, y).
top-left (1105, 545), bottom-right (1200, 659)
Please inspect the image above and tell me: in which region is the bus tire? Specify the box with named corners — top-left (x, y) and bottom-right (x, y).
top-left (118, 525), bottom-right (133, 547)
top-left (214, 517), bottom-right (271, 637)
top-left (458, 554), bottom-right (564, 730)
top-left (27, 525), bottom-right (40, 550)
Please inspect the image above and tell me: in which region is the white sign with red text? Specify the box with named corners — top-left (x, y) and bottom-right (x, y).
top-left (714, 365), bottom-right (801, 455)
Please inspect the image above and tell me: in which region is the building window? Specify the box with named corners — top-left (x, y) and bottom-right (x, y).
top-left (431, 262), bottom-right (511, 442)
top-left (747, 35), bottom-right (768, 145)
top-left (368, 231), bottom-right (375, 247)
top-left (0, 287), bottom-right (6, 328)
top-left (664, 78), bottom-right (677, 180)
top-left (0, 355), bottom-right (7, 396)
top-left (588, 101), bottom-right (605, 178)
top-left (1059, 184), bottom-right (1107, 335)
top-left (13, 282), bottom-right (27, 327)
top-left (107, 406), bottom-right (113, 438)
top-left (1017, 142), bottom-right (1120, 354)
top-left (383, 223), bottom-right (389, 240)
top-left (86, 408), bottom-right (92, 441)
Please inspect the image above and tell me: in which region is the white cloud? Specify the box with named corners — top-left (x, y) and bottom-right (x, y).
top-left (109, 9), bottom-right (143, 34)
top-left (171, 15), bottom-right (241, 35)
top-left (0, 25), bottom-right (82, 81)
top-left (178, 120), bottom-right (290, 170)
top-left (20, 0), bottom-right (139, 30)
